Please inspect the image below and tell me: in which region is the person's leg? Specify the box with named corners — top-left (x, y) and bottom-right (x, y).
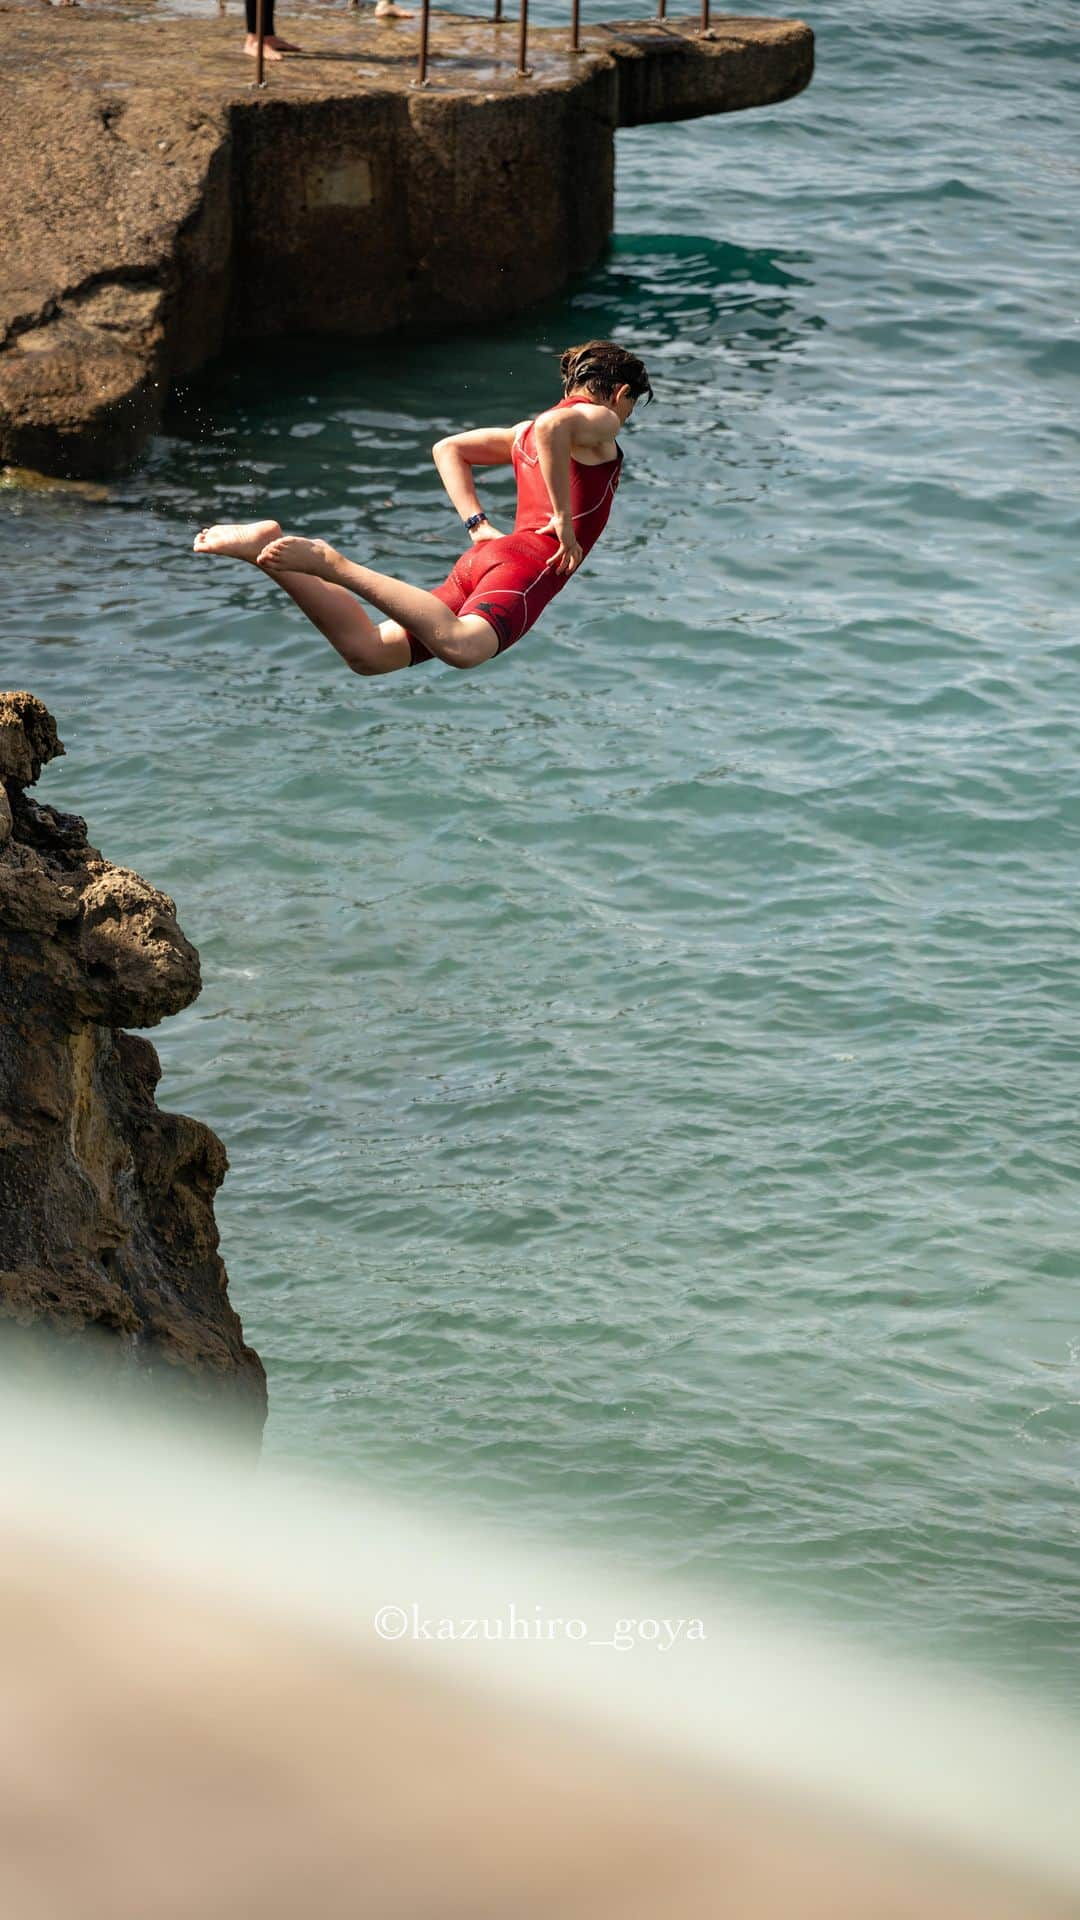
top-left (244, 0), bottom-right (302, 58)
top-left (272, 575), bottom-right (409, 674)
top-left (193, 521), bottom-right (410, 674)
top-left (257, 534), bottom-right (498, 669)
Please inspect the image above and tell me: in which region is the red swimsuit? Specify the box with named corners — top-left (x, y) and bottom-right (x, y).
top-left (406, 397), bottom-right (623, 666)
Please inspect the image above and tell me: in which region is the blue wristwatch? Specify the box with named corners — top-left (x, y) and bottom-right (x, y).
top-left (465, 511), bottom-right (488, 532)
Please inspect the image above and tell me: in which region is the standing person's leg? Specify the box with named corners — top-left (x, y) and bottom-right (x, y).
top-left (193, 521), bottom-right (411, 675)
top-left (244, 0), bottom-right (302, 59)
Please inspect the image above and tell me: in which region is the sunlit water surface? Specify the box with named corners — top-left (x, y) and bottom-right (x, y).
top-left (3, 0), bottom-right (1078, 1690)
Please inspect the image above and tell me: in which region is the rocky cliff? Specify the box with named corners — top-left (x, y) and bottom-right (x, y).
top-left (0, 691), bottom-right (266, 1435)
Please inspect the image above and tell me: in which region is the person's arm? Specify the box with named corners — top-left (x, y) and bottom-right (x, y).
top-left (534, 403), bottom-right (620, 576)
top-left (432, 425), bottom-right (524, 542)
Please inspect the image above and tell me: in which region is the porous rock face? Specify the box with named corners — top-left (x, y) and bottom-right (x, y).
top-left (0, 692), bottom-right (266, 1435)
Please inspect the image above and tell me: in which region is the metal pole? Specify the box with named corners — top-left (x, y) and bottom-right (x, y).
top-left (517, 0), bottom-right (529, 74)
top-left (656, 0), bottom-right (666, 16)
top-left (415, 0), bottom-right (430, 83)
top-left (254, 0), bottom-right (266, 86)
top-left (494, 0), bottom-right (502, 19)
top-left (570, 0), bottom-right (580, 52)
top-left (699, 0), bottom-right (709, 28)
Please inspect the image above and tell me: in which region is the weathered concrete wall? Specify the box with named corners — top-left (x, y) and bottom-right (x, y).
top-left (0, 7), bottom-right (812, 477)
top-left (170, 129), bottom-right (237, 381)
top-left (603, 16), bottom-right (815, 126)
top-left (224, 80), bottom-right (617, 339)
top-left (0, 692), bottom-right (267, 1440)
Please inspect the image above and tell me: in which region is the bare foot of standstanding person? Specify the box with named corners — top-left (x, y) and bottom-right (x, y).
top-left (244, 33), bottom-right (302, 58)
top-left (193, 521), bottom-right (283, 563)
top-left (375, 2), bottom-right (414, 19)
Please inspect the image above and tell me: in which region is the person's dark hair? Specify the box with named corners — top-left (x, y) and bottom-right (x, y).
top-left (560, 341), bottom-right (653, 405)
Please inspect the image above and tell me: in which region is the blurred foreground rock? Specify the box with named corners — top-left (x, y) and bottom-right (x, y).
top-left (0, 1522), bottom-right (1073, 1920)
top-left (2, 1379), bottom-right (1076, 1919)
top-left (0, 691), bottom-right (266, 1435)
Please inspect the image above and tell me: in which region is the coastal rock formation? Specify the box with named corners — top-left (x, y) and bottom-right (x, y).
top-left (0, 692), bottom-right (266, 1435)
top-left (0, 5), bottom-right (813, 478)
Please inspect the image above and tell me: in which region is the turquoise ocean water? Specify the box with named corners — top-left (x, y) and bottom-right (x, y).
top-left (4, 1), bottom-right (1078, 1690)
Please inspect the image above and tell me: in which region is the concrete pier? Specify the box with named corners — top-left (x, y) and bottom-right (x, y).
top-left (0, 5), bottom-right (812, 477)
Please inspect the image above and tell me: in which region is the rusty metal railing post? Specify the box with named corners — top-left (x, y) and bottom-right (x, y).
top-left (494, 0), bottom-right (503, 19)
top-left (699, 0), bottom-right (710, 28)
top-left (254, 0), bottom-right (266, 86)
top-left (516, 0), bottom-right (531, 75)
top-left (570, 0), bottom-right (581, 52)
top-left (415, 0), bottom-right (431, 84)
top-left (656, 0), bottom-right (666, 16)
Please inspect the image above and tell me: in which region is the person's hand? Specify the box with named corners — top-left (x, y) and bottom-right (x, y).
top-left (470, 520), bottom-right (504, 544)
top-left (540, 514), bottom-right (583, 576)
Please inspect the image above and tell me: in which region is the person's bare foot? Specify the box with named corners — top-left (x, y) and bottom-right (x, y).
top-left (257, 534), bottom-right (340, 578)
top-left (374, 2), bottom-right (414, 19)
top-left (243, 33), bottom-right (285, 59)
top-left (193, 520), bottom-right (282, 562)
